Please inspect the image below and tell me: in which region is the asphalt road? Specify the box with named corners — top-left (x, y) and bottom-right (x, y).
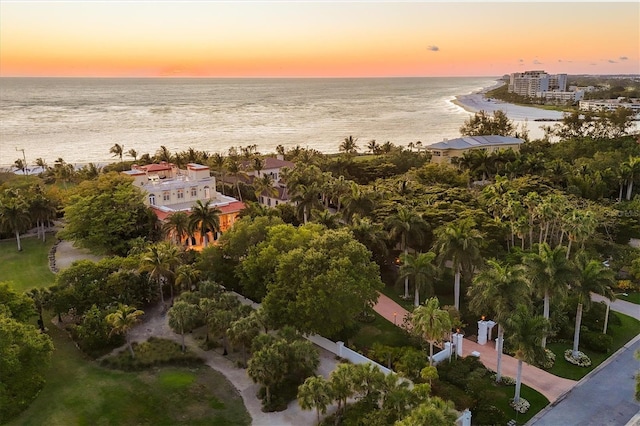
top-left (528, 336), bottom-right (640, 426)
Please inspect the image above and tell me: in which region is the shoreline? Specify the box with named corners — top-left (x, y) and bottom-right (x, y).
top-left (452, 81), bottom-right (565, 122)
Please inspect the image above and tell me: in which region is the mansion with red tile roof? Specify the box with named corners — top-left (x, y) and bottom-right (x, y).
top-left (122, 162), bottom-right (244, 246)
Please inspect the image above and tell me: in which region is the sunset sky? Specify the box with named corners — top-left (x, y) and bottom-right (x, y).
top-left (1, 1), bottom-right (638, 78)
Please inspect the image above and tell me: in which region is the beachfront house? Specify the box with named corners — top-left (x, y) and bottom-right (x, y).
top-left (122, 162), bottom-right (244, 248)
top-left (425, 135), bottom-right (525, 164)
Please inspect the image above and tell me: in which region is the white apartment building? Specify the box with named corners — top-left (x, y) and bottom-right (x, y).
top-left (509, 71), bottom-right (567, 98)
top-left (579, 98), bottom-right (640, 115)
top-left (536, 90), bottom-right (584, 102)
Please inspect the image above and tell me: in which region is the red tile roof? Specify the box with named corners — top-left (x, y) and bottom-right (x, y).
top-left (150, 201), bottom-right (245, 221)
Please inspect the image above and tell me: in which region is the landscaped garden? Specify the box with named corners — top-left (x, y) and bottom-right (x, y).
top-left (7, 322), bottom-right (250, 426)
top-left (0, 236), bottom-right (55, 291)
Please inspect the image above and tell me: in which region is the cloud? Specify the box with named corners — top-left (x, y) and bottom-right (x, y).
top-left (427, 45), bottom-right (440, 52)
top-left (590, 63), bottom-right (597, 66)
top-left (558, 59), bottom-right (562, 62)
top-left (620, 56), bottom-right (628, 61)
top-left (533, 59), bottom-right (542, 65)
top-left (518, 59), bottom-right (524, 63)
top-left (608, 59), bottom-right (617, 63)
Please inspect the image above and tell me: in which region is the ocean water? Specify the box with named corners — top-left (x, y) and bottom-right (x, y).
top-left (0, 77), bottom-right (499, 168)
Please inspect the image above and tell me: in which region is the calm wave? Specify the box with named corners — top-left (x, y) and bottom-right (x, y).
top-left (0, 77), bottom-right (501, 167)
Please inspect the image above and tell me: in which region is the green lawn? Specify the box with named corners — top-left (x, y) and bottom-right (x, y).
top-left (351, 311), bottom-right (413, 351)
top-left (618, 292), bottom-right (640, 305)
top-left (8, 320), bottom-right (251, 426)
top-left (492, 384), bottom-right (549, 425)
top-left (546, 311), bottom-right (640, 380)
top-left (0, 235), bottom-right (56, 291)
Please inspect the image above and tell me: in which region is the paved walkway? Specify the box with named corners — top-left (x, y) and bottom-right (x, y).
top-left (591, 293), bottom-right (640, 321)
top-left (373, 293), bottom-right (577, 403)
top-left (116, 303), bottom-right (340, 426)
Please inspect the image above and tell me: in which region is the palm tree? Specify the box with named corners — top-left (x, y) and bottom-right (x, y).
top-left (468, 259), bottom-right (530, 382)
top-left (155, 145), bottom-right (172, 163)
top-left (385, 206), bottom-right (428, 299)
top-left (175, 264), bottom-right (201, 292)
top-left (341, 182), bottom-right (376, 223)
top-left (252, 174), bottom-right (278, 203)
top-left (0, 196), bottom-right (31, 251)
top-left (339, 135), bottom-right (359, 156)
top-left (28, 188), bottom-right (57, 242)
top-left (433, 218), bottom-right (483, 310)
top-left (504, 304), bottom-right (549, 404)
top-left (209, 153), bottom-right (227, 195)
top-left (139, 242), bottom-right (181, 304)
top-left (168, 300), bottom-right (199, 352)
top-left (311, 209), bottom-right (341, 229)
top-left (290, 183), bottom-right (322, 224)
top-left (398, 252), bottom-right (437, 307)
top-left (105, 304), bottom-right (144, 358)
top-left (523, 242), bottom-right (573, 348)
top-left (349, 216), bottom-right (389, 261)
top-left (109, 143), bottom-right (125, 164)
top-left (14, 158), bottom-right (27, 175)
top-left (162, 211), bottom-right (191, 246)
top-left (228, 313), bottom-right (260, 367)
top-left (411, 297), bottom-right (452, 366)
top-left (26, 287), bottom-right (51, 331)
top-left (188, 200), bottom-right (221, 248)
top-left (367, 139), bottom-right (380, 155)
top-left (562, 209), bottom-right (597, 259)
top-left (252, 157), bottom-right (265, 177)
top-left (621, 156), bottom-right (640, 200)
top-left (297, 375), bottom-right (334, 424)
top-left (570, 252), bottom-right (615, 359)
top-left (225, 155), bottom-right (247, 201)
top-left (127, 148), bottom-right (138, 162)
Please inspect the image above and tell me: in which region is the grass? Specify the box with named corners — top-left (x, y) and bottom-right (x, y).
top-left (351, 311), bottom-right (413, 350)
top-left (618, 292), bottom-right (640, 305)
top-left (8, 317), bottom-right (251, 426)
top-left (546, 311), bottom-right (640, 381)
top-left (492, 383), bottom-right (549, 425)
top-left (0, 235), bottom-right (56, 291)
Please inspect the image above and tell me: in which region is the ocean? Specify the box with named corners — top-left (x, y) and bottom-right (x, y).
top-left (0, 77), bottom-right (502, 168)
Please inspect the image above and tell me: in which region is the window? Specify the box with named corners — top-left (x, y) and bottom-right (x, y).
top-left (191, 187), bottom-right (198, 197)
top-left (149, 194), bottom-right (156, 205)
top-left (204, 186), bottom-right (210, 199)
top-left (163, 191), bottom-right (170, 201)
top-left (177, 189), bottom-right (184, 199)
top-left (267, 198), bottom-right (271, 206)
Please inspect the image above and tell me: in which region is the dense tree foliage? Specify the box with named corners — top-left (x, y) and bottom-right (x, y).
top-left (59, 172), bottom-right (158, 255)
top-left (0, 283), bottom-right (54, 423)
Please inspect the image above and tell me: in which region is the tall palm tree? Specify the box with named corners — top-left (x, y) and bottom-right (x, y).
top-left (562, 209), bottom-right (597, 259)
top-left (209, 153), bottom-right (227, 195)
top-left (225, 155), bottom-right (247, 202)
top-left (188, 200), bottom-right (221, 248)
top-left (228, 313), bottom-right (261, 367)
top-left (162, 211), bottom-right (191, 246)
top-left (155, 145), bottom-right (172, 163)
top-left (14, 158), bottom-right (27, 175)
top-left (622, 156), bottom-right (640, 200)
top-left (570, 252), bottom-right (615, 359)
top-left (290, 183), bottom-right (322, 224)
top-left (139, 242), bottom-right (181, 304)
top-left (28, 188), bottom-right (57, 242)
top-left (175, 264), bottom-right (201, 292)
top-left (433, 218), bottom-right (483, 310)
top-left (349, 216), bottom-right (389, 262)
top-left (105, 304), bottom-right (144, 358)
top-left (385, 206), bottom-right (428, 299)
top-left (398, 252), bottom-right (438, 307)
top-left (109, 143), bottom-right (125, 164)
top-left (252, 157), bottom-right (265, 177)
top-left (468, 259), bottom-right (530, 382)
top-left (523, 242), bottom-right (574, 348)
top-left (504, 304), bottom-right (549, 404)
top-left (0, 196), bottom-right (31, 251)
top-left (411, 297), bottom-right (452, 366)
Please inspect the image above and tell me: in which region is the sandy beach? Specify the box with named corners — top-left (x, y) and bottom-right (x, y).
top-left (452, 82), bottom-right (565, 122)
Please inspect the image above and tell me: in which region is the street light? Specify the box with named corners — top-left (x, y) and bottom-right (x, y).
top-left (393, 312), bottom-right (397, 325)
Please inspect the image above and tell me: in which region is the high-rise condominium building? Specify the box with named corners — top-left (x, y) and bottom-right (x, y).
top-left (508, 71), bottom-right (567, 97)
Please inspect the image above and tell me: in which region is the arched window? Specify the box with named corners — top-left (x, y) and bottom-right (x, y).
top-left (149, 194), bottom-right (156, 205)
top-left (204, 186), bottom-right (210, 199)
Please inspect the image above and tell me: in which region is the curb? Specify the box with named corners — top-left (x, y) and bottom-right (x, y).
top-left (526, 334), bottom-right (640, 425)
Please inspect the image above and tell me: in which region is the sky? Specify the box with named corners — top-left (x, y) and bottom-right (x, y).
top-left (1, 1), bottom-right (638, 78)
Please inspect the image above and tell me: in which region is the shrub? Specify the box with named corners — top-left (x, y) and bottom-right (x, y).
top-left (100, 337), bottom-right (203, 371)
top-left (536, 348), bottom-right (556, 369)
top-left (510, 397), bottom-right (530, 413)
top-left (581, 331), bottom-right (613, 353)
top-left (431, 381), bottom-right (474, 410)
top-left (473, 404), bottom-right (509, 425)
top-left (564, 350), bottom-right (591, 367)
